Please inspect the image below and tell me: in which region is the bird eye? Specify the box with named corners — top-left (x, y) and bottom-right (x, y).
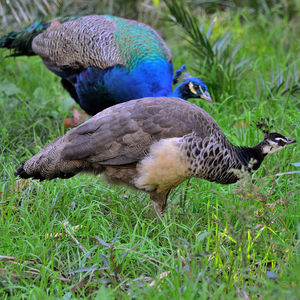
top-left (274, 137), bottom-right (286, 146)
top-left (188, 82), bottom-right (197, 95)
top-left (278, 140), bottom-right (285, 146)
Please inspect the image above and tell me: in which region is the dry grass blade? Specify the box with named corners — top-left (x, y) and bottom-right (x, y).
top-left (0, 255), bottom-right (18, 261)
top-left (63, 222), bottom-right (88, 256)
top-left (0, 255), bottom-right (70, 282)
top-left (149, 271), bottom-right (170, 291)
top-left (45, 224), bottom-right (83, 239)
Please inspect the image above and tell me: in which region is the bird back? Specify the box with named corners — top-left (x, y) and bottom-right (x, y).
top-left (62, 97), bottom-right (223, 165)
top-left (32, 15), bottom-right (171, 71)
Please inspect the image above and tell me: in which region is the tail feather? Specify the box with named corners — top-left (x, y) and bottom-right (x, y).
top-left (0, 16), bottom-right (81, 57)
top-left (0, 21), bottom-right (50, 56)
top-left (14, 163), bottom-right (32, 179)
top-left (14, 136), bottom-right (88, 181)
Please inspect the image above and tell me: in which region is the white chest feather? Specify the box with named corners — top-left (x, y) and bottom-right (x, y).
top-left (135, 138), bottom-right (189, 193)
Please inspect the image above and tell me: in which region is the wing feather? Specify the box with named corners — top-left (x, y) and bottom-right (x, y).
top-left (62, 97), bottom-right (220, 165)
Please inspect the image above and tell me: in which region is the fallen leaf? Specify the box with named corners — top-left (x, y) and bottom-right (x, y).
top-left (64, 107), bottom-right (88, 128)
top-left (149, 271), bottom-right (170, 291)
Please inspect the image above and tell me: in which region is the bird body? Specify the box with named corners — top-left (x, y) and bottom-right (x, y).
top-left (15, 97), bottom-right (296, 220)
top-left (0, 15), bottom-right (211, 115)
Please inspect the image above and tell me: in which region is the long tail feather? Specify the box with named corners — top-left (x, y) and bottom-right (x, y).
top-left (0, 16), bottom-right (81, 57)
top-left (0, 20), bottom-right (50, 56)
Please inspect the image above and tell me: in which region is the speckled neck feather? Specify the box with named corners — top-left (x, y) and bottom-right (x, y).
top-left (179, 132), bottom-right (266, 185)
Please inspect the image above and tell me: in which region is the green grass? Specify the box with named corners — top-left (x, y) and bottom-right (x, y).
top-left (0, 8), bottom-right (299, 299)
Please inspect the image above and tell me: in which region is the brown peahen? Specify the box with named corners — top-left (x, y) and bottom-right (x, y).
top-left (15, 97), bottom-right (296, 220)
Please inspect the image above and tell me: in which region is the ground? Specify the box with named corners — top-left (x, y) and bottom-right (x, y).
top-left (0, 4), bottom-right (299, 299)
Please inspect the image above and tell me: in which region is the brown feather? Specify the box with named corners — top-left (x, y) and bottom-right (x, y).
top-left (15, 97), bottom-right (295, 222)
top-left (62, 97), bottom-right (220, 165)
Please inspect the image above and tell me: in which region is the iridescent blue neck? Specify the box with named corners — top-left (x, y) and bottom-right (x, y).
top-left (170, 82), bottom-right (189, 99)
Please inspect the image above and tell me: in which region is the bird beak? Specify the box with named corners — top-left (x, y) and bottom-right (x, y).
top-left (286, 137), bottom-right (296, 144)
top-left (200, 91), bottom-right (213, 103)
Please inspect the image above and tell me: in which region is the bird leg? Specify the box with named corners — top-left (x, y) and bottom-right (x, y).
top-left (149, 191), bottom-right (169, 223)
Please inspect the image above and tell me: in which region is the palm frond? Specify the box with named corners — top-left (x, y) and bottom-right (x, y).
top-left (163, 0), bottom-right (252, 100)
top-left (0, 0), bottom-right (60, 28)
top-left (0, 0), bottom-right (160, 30)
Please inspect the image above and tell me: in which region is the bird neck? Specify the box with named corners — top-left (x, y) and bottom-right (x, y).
top-left (180, 133), bottom-right (267, 185)
top-left (234, 144), bottom-right (266, 172)
top-left (171, 82), bottom-right (190, 100)
top-left (216, 142), bottom-right (267, 183)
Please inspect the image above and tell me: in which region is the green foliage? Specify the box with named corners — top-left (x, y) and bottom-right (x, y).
top-left (175, 0), bottom-right (300, 20)
top-left (230, 0), bottom-right (300, 19)
top-left (164, 0), bottom-right (253, 101)
top-left (0, 2), bottom-right (299, 299)
top-left (0, 0), bottom-right (160, 31)
top-left (163, 0), bottom-right (300, 104)
top-left (256, 63), bottom-right (300, 99)
top-left (0, 0), bottom-right (60, 27)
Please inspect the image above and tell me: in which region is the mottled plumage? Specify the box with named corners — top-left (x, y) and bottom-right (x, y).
top-left (0, 15), bottom-right (212, 115)
top-left (15, 97), bottom-right (296, 221)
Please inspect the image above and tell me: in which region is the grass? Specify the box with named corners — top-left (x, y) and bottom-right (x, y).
top-left (0, 6), bottom-right (299, 299)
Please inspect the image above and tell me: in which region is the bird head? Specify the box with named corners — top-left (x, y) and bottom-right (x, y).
top-left (253, 118), bottom-right (296, 155)
top-left (175, 77), bottom-right (212, 102)
top-left (185, 78), bottom-right (213, 102)
top-left (172, 65), bottom-right (212, 102)
top-left (260, 133), bottom-right (296, 155)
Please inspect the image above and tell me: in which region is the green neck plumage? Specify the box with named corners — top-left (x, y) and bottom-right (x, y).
top-left (105, 15), bottom-right (168, 70)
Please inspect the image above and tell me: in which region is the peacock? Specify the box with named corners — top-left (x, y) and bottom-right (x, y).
top-left (15, 97), bottom-right (296, 221)
top-left (0, 15), bottom-right (212, 115)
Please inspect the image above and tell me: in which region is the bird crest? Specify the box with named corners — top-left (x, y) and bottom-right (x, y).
top-left (173, 64), bottom-right (193, 84)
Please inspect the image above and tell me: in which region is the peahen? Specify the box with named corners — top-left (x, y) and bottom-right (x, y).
top-left (15, 97), bottom-right (296, 221)
top-left (0, 15), bottom-right (212, 115)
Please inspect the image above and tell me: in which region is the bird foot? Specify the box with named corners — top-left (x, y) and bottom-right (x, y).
top-left (150, 192), bottom-right (168, 224)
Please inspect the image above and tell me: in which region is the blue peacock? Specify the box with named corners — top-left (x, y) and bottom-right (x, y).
top-left (0, 15), bottom-right (212, 115)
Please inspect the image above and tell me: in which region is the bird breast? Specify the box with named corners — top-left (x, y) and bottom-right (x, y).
top-left (135, 138), bottom-right (190, 193)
